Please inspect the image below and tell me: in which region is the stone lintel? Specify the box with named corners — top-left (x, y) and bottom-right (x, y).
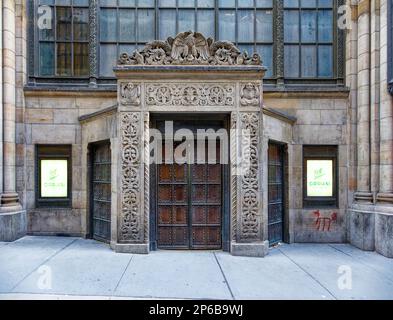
top-left (114, 66), bottom-right (266, 82)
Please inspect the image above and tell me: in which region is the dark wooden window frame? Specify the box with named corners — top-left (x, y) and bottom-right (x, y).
top-left (303, 145), bottom-right (338, 208)
top-left (30, 0), bottom-right (90, 81)
top-left (36, 145), bottom-right (72, 208)
top-left (27, 0), bottom-right (345, 88)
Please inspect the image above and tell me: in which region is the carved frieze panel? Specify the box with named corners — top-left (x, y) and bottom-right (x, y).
top-left (145, 83), bottom-right (235, 107)
top-left (240, 83), bottom-right (261, 107)
top-left (120, 83), bottom-right (141, 106)
top-left (119, 112), bottom-right (143, 242)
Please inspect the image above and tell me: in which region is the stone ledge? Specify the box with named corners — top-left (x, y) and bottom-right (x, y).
top-left (0, 210), bottom-right (27, 242)
top-left (231, 241), bottom-right (270, 258)
top-left (112, 242), bottom-right (149, 254)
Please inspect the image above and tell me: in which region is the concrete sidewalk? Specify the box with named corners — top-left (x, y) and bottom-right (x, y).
top-left (0, 236), bottom-right (392, 300)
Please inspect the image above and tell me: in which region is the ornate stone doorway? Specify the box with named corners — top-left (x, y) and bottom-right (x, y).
top-left (112, 32), bottom-right (269, 257)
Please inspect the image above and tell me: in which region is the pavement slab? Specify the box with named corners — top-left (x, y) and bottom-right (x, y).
top-left (114, 251), bottom-right (232, 299)
top-left (1, 237), bottom-right (392, 300)
top-left (0, 236), bottom-right (77, 293)
top-left (279, 244), bottom-right (393, 300)
top-left (329, 244), bottom-right (393, 283)
top-left (12, 239), bottom-right (132, 297)
top-left (215, 249), bottom-right (334, 300)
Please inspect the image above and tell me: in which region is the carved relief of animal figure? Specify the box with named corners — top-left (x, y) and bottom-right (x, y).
top-left (313, 210), bottom-right (338, 231)
top-left (168, 31), bottom-right (213, 62)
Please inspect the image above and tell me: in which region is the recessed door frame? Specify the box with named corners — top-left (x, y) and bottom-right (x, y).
top-left (88, 140), bottom-right (112, 243)
top-left (149, 113), bottom-right (231, 252)
top-left (267, 140), bottom-right (289, 245)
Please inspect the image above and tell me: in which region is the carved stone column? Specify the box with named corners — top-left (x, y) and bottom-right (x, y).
top-left (231, 83), bottom-right (269, 257)
top-left (113, 82), bottom-right (149, 254)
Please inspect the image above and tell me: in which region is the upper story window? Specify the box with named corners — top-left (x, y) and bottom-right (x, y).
top-left (284, 0), bottom-right (334, 78)
top-left (29, 0), bottom-right (344, 87)
top-left (36, 0), bottom-right (89, 77)
top-left (98, 0), bottom-right (274, 77)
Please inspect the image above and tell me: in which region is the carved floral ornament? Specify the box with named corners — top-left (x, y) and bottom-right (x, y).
top-left (118, 31), bottom-right (262, 66)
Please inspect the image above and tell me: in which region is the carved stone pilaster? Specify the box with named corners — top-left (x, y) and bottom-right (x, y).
top-left (230, 112), bottom-right (238, 241)
top-left (143, 112), bottom-right (150, 242)
top-left (238, 112), bottom-right (261, 241)
top-left (231, 111), bottom-right (268, 257)
top-left (118, 112), bottom-right (144, 243)
top-left (275, 0), bottom-right (284, 85)
top-left (89, 0), bottom-right (98, 86)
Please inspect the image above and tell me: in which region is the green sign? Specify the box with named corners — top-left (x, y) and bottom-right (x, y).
top-left (41, 160), bottom-right (68, 198)
top-left (306, 160), bottom-right (333, 197)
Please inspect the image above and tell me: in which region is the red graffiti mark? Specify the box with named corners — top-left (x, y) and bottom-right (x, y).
top-left (313, 210), bottom-right (337, 231)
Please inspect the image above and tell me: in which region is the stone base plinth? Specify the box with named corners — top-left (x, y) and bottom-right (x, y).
top-left (231, 240), bottom-right (269, 257)
top-left (349, 204), bottom-right (375, 251)
top-left (0, 210), bottom-right (27, 242)
top-left (375, 211), bottom-right (393, 258)
top-left (112, 242), bottom-right (149, 254)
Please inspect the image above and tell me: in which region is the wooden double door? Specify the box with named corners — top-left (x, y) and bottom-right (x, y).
top-left (154, 119), bottom-right (226, 250)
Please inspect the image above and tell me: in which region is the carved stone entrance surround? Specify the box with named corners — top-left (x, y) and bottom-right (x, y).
top-left (112, 32), bottom-right (269, 256)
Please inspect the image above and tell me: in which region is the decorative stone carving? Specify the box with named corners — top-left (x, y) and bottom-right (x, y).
top-left (146, 83), bottom-right (235, 106)
top-left (120, 83), bottom-right (141, 106)
top-left (240, 83), bottom-right (261, 106)
top-left (239, 112), bottom-right (261, 240)
top-left (119, 112), bottom-right (143, 242)
top-left (230, 112), bottom-right (238, 241)
top-left (119, 31), bottom-right (262, 66)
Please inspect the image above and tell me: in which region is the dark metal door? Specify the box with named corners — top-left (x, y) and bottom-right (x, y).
top-left (157, 141), bottom-right (222, 250)
top-left (91, 143), bottom-right (111, 243)
top-left (268, 143), bottom-right (285, 245)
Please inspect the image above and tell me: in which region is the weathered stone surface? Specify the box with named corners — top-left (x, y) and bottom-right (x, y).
top-left (0, 211), bottom-right (26, 241)
top-left (230, 241), bottom-right (269, 258)
top-left (375, 212), bottom-right (393, 258)
top-left (27, 209), bottom-right (82, 236)
top-left (349, 207), bottom-right (375, 251)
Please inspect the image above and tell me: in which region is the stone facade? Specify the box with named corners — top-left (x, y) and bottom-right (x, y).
top-left (0, 1), bottom-right (391, 258)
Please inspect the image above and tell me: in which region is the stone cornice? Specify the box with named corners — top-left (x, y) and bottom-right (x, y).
top-left (262, 106), bottom-right (297, 125)
top-left (78, 105), bottom-right (118, 123)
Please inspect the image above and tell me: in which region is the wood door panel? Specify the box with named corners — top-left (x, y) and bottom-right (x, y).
top-left (157, 138), bottom-right (222, 250)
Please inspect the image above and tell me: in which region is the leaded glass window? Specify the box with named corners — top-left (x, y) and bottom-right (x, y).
top-left (37, 0), bottom-right (89, 77)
